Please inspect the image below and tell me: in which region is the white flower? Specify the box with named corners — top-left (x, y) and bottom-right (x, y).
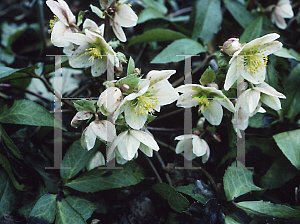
top-left (64, 28), bottom-right (119, 77)
top-left (114, 70), bottom-right (179, 129)
top-left (271, 0), bottom-right (294, 29)
top-left (107, 129), bottom-right (159, 161)
top-left (98, 87), bottom-right (123, 115)
top-left (86, 151), bottom-right (105, 170)
top-left (236, 82), bottom-right (286, 115)
top-left (224, 33), bottom-right (282, 90)
top-left (81, 120), bottom-right (116, 150)
top-left (46, 0), bottom-right (77, 47)
top-left (176, 84), bottom-right (235, 126)
top-left (71, 111), bottom-right (93, 127)
top-left (111, 3), bottom-right (138, 42)
top-left (175, 134), bottom-right (210, 163)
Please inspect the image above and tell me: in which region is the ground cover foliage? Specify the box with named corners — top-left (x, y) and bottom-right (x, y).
top-left (0, 0), bottom-right (300, 223)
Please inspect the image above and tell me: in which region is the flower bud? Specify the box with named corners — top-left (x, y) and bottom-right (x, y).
top-left (221, 38), bottom-right (242, 56)
top-left (98, 87), bottom-right (122, 114)
top-left (207, 82), bottom-right (219, 89)
top-left (134, 68), bottom-right (141, 75)
top-left (197, 117), bottom-right (206, 130)
top-left (120, 84), bottom-right (130, 92)
top-left (114, 63), bottom-right (123, 78)
top-left (193, 129), bottom-right (202, 136)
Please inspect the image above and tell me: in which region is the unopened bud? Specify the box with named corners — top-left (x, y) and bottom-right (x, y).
top-left (197, 117), bottom-right (205, 130)
top-left (207, 82), bottom-right (219, 89)
top-left (222, 38), bottom-right (242, 56)
top-left (120, 84), bottom-right (130, 92)
top-left (114, 63), bottom-right (123, 77)
top-left (210, 132), bottom-right (221, 142)
top-left (134, 68), bottom-right (140, 75)
top-left (193, 129), bottom-right (201, 136)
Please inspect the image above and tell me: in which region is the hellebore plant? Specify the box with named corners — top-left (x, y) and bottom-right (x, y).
top-left (224, 33), bottom-right (282, 90)
top-left (176, 84), bottom-right (235, 126)
top-left (270, 0), bottom-right (294, 29)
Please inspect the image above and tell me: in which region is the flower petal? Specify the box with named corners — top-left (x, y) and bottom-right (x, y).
top-left (107, 131), bottom-right (127, 161)
top-left (124, 104), bottom-right (148, 129)
top-left (91, 58), bottom-right (107, 77)
top-left (176, 93), bottom-right (199, 108)
top-left (139, 144), bottom-right (153, 157)
top-left (130, 129), bottom-right (159, 151)
top-left (115, 4), bottom-right (138, 27)
top-left (146, 70), bottom-right (176, 86)
top-left (202, 100), bottom-right (223, 125)
top-left (243, 33), bottom-right (280, 51)
top-left (224, 57), bottom-right (239, 90)
top-left (71, 111), bottom-right (92, 127)
top-left (261, 94), bottom-right (282, 110)
top-left (272, 8), bottom-right (287, 29)
top-left (51, 21), bottom-right (71, 47)
top-left (257, 41), bottom-right (282, 56)
top-left (118, 131), bottom-right (140, 160)
top-left (86, 151), bottom-right (105, 170)
top-left (112, 17), bottom-right (126, 42)
top-left (46, 0), bottom-right (75, 26)
top-left (63, 32), bottom-right (92, 46)
top-left (91, 120), bottom-right (116, 142)
top-left (175, 139), bottom-right (192, 155)
top-left (69, 44), bottom-right (94, 68)
top-left (254, 82), bottom-right (286, 98)
top-left (202, 146), bottom-right (210, 163)
top-left (192, 136), bottom-right (207, 157)
top-left (82, 124), bottom-right (97, 150)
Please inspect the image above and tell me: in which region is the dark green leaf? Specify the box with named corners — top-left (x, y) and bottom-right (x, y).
top-left (152, 183), bottom-right (189, 213)
top-left (0, 167), bottom-right (17, 217)
top-left (138, 8), bottom-right (166, 24)
top-left (140, 0), bottom-right (168, 14)
top-left (223, 161), bottom-right (263, 201)
top-left (273, 129), bottom-right (300, 170)
top-left (265, 55), bottom-right (283, 95)
top-left (282, 64), bottom-right (300, 120)
top-left (236, 201), bottom-right (300, 220)
top-left (200, 66), bottom-right (216, 85)
top-left (176, 184), bottom-right (208, 204)
top-left (90, 5), bottom-right (104, 19)
top-left (127, 57), bottom-right (135, 76)
top-left (65, 196), bottom-right (96, 220)
top-left (246, 137), bottom-right (282, 158)
top-left (73, 100), bottom-right (96, 113)
top-left (273, 47), bottom-right (299, 61)
top-left (0, 100), bottom-right (54, 127)
top-left (29, 194), bottom-right (57, 223)
top-left (56, 198), bottom-right (86, 224)
top-left (248, 113), bottom-right (272, 128)
top-left (60, 139), bottom-right (97, 182)
top-left (65, 161), bottom-right (145, 193)
top-left (240, 16), bottom-right (263, 42)
top-left (0, 124), bottom-right (23, 159)
top-left (192, 0), bottom-right (222, 44)
top-left (128, 29), bottom-right (187, 47)
top-left (0, 66), bottom-right (24, 79)
top-left (224, 0), bottom-right (257, 29)
top-left (151, 38), bottom-right (206, 64)
top-left (260, 157), bottom-right (299, 189)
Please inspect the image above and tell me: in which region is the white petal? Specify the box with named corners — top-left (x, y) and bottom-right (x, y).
top-left (69, 44), bottom-right (94, 68)
top-left (115, 4), bottom-right (138, 27)
top-left (254, 82), bottom-right (286, 98)
top-left (242, 89), bottom-right (261, 114)
top-left (98, 87), bottom-right (123, 114)
top-left (175, 134), bottom-right (195, 141)
top-left (202, 147), bottom-right (210, 163)
top-left (176, 93), bottom-right (199, 108)
top-left (46, 0), bottom-right (75, 26)
top-left (118, 131), bottom-right (140, 160)
top-left (243, 33), bottom-right (280, 51)
top-left (91, 120), bottom-right (116, 142)
top-left (57, 0), bottom-right (76, 24)
top-left (126, 80), bottom-right (150, 101)
top-left (130, 129), bottom-right (159, 151)
top-left (279, 1), bottom-right (294, 18)
top-left (91, 58), bottom-right (107, 77)
top-left (192, 136), bottom-right (207, 157)
top-left (112, 18), bottom-right (126, 42)
top-left (139, 144), bottom-right (153, 157)
top-left (124, 104), bottom-right (148, 129)
top-left (151, 80), bottom-right (179, 108)
top-left (63, 32), bottom-right (92, 45)
top-left (175, 139), bottom-right (192, 155)
top-left (51, 21), bottom-right (71, 47)
top-left (202, 100), bottom-right (223, 125)
top-left (146, 70), bottom-right (176, 86)
top-left (71, 111), bottom-right (92, 127)
top-left (83, 18), bottom-right (100, 33)
top-left (224, 57), bottom-right (239, 90)
top-left (261, 94), bottom-right (282, 110)
top-left (86, 151), bottom-right (105, 170)
top-left (243, 62), bottom-right (266, 84)
top-left (82, 124), bottom-right (97, 150)
top-left (107, 131), bottom-right (127, 161)
top-left (257, 41), bottom-right (283, 56)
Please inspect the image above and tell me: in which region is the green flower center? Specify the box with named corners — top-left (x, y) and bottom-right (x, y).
top-left (85, 40), bottom-right (106, 63)
top-left (242, 48), bottom-right (268, 74)
top-left (131, 89), bottom-right (158, 115)
top-left (194, 94), bottom-right (212, 110)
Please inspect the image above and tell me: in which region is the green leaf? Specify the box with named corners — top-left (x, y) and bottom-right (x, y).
top-left (273, 47), bottom-right (299, 61)
top-left (152, 183), bottom-right (190, 213)
top-left (128, 29), bottom-right (187, 46)
top-left (176, 184), bottom-right (208, 204)
top-left (273, 129), bottom-right (300, 170)
top-left (116, 74), bottom-right (141, 94)
top-left (0, 153), bottom-right (29, 191)
top-left (248, 113), bottom-right (272, 128)
top-left (138, 8), bottom-right (166, 24)
top-left (223, 161), bottom-right (263, 201)
top-left (225, 213), bottom-right (242, 224)
top-left (60, 139), bottom-right (97, 183)
top-left (236, 201), bottom-right (300, 220)
top-left (246, 137), bottom-right (282, 159)
top-left (77, 10), bottom-right (88, 27)
top-left (127, 56), bottom-right (135, 76)
top-left (224, 0), bottom-right (257, 29)
top-left (260, 157), bottom-right (299, 189)
top-left (0, 66), bottom-right (24, 79)
top-left (56, 198), bottom-right (86, 224)
top-left (191, 0), bottom-right (222, 44)
top-left (0, 167), bottom-right (17, 217)
top-left (151, 38), bottom-right (206, 64)
top-left (29, 194), bottom-right (57, 223)
top-left (265, 55), bottom-right (282, 93)
top-left (288, 48), bottom-right (300, 61)
top-left (0, 124), bottom-right (23, 159)
top-left (282, 64), bottom-right (300, 120)
top-left (65, 196), bottom-right (96, 220)
top-left (18, 185), bottom-right (48, 219)
top-left (90, 4), bottom-right (104, 19)
top-left (73, 100), bottom-right (96, 113)
top-left (200, 66), bottom-right (216, 85)
top-left (141, 0), bottom-right (168, 14)
top-left (65, 161), bottom-right (145, 193)
top-left (240, 16), bottom-right (263, 42)
top-left (0, 100), bottom-right (54, 127)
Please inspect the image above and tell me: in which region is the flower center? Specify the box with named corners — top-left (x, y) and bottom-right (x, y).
top-left (85, 42), bottom-right (105, 63)
top-left (49, 15), bottom-right (59, 33)
top-left (131, 91), bottom-right (158, 115)
top-left (194, 94), bottom-right (211, 110)
top-left (242, 48), bottom-right (268, 74)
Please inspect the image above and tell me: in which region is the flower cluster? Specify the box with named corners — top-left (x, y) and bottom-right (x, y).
top-left (222, 33), bottom-right (285, 137)
top-left (46, 0), bottom-right (137, 77)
